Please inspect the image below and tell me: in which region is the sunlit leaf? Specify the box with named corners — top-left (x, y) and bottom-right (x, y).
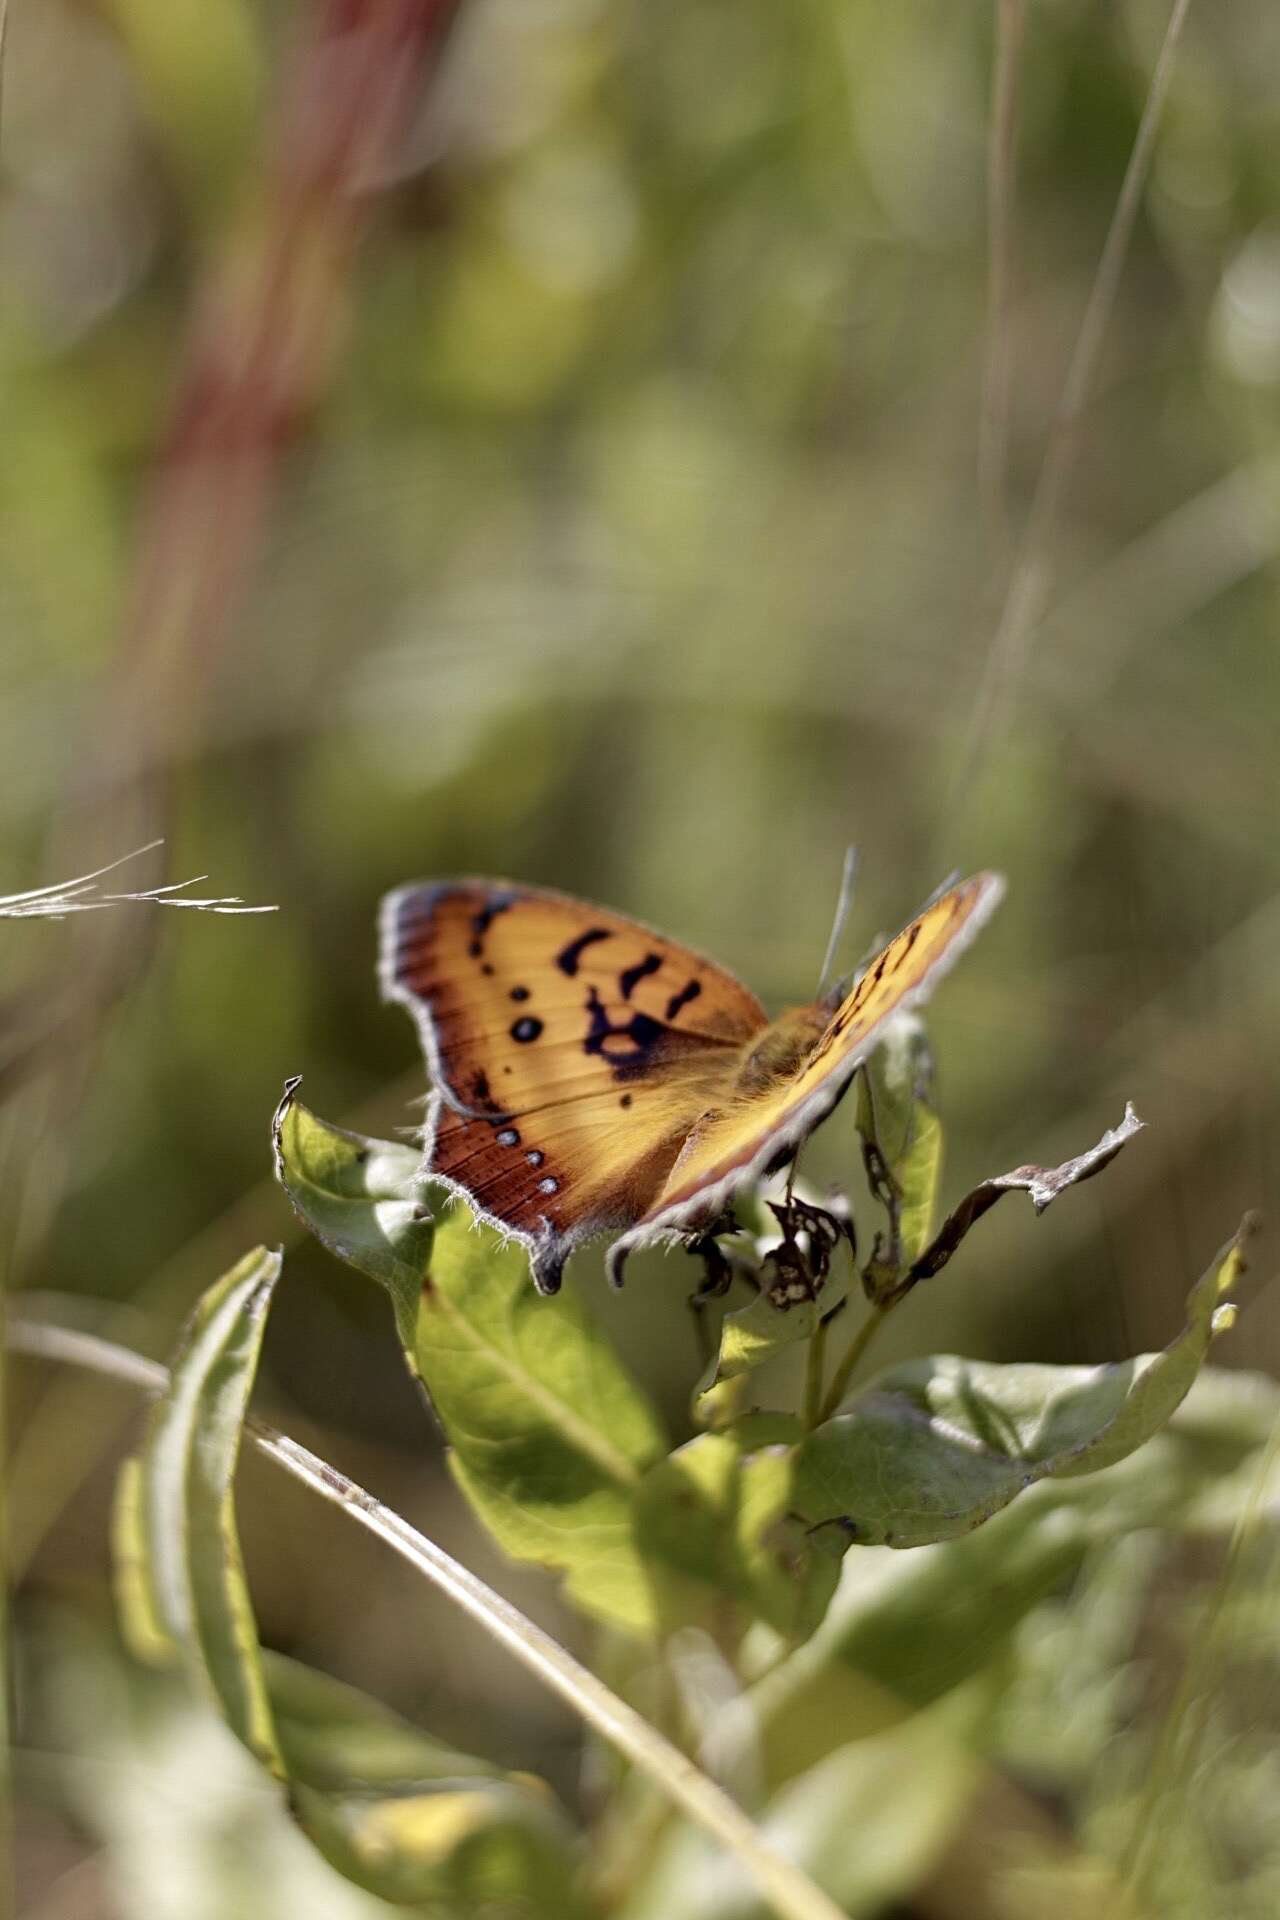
top-left (294, 1778), bottom-right (584, 1916)
top-left (267, 1656), bottom-right (583, 1913)
top-left (271, 1082), bottom-right (430, 1357)
top-left (793, 1222), bottom-right (1249, 1550)
top-left (856, 1013), bottom-right (943, 1279)
top-left (115, 1245), bottom-right (284, 1773)
top-left (418, 1204), bottom-right (669, 1635)
top-left (112, 1247), bottom-right (579, 1910)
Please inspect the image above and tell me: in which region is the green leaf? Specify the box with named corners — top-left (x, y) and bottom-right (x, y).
top-left (752, 1357), bottom-right (1280, 1788)
top-left (274, 1091), bottom-right (671, 1637)
top-left (263, 1650), bottom-right (510, 1791)
top-left (265, 1658), bottom-right (581, 1914)
top-left (115, 1245), bottom-right (285, 1773)
top-left (417, 1204), bottom-right (669, 1635)
top-left (693, 1270), bottom-right (848, 1430)
top-left (634, 1418), bottom-right (837, 1641)
top-left (618, 1690), bottom-right (979, 1920)
top-left (793, 1222), bottom-right (1248, 1550)
top-left (293, 1778), bottom-right (583, 1914)
top-left (112, 1247), bottom-right (580, 1910)
top-left (271, 1080), bottom-right (431, 1357)
top-left (856, 1015), bottom-right (943, 1285)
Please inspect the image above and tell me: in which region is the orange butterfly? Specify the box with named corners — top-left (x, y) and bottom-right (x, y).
top-left (380, 872), bottom-right (1003, 1294)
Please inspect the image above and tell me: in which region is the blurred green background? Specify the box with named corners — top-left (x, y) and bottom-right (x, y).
top-left (4, 0), bottom-right (1278, 1915)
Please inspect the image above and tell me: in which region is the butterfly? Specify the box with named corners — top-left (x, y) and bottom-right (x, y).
top-left (380, 870), bottom-right (1003, 1295)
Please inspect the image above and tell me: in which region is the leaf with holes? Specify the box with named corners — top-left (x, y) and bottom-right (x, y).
top-left (693, 1268), bottom-right (849, 1431)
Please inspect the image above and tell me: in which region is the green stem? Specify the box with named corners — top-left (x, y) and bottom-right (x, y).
top-left (802, 1315), bottom-right (828, 1429)
top-left (817, 1299), bottom-right (898, 1424)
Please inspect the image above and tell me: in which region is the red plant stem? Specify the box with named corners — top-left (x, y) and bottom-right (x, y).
top-left (6, 0), bottom-right (461, 1100)
top-left (113, 0), bottom-right (462, 769)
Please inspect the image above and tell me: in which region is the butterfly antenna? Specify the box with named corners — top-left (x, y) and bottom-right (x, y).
top-left (817, 845), bottom-right (860, 998)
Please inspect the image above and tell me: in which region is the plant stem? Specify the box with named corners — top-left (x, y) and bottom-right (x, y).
top-left (978, 0), bottom-right (1025, 543)
top-left (954, 0), bottom-right (1194, 803)
top-left (802, 1315), bottom-right (828, 1429)
top-left (818, 1300), bottom-right (896, 1424)
top-left (9, 1318), bottom-right (848, 1920)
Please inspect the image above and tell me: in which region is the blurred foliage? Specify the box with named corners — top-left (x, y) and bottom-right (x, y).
top-left (5, 0), bottom-right (1280, 1914)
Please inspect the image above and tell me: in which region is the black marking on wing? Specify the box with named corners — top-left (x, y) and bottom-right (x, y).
top-left (511, 1016), bottom-right (543, 1044)
top-left (664, 978), bottom-right (702, 1021)
top-left (472, 893), bottom-right (516, 940)
top-left (556, 927), bottom-right (612, 976)
top-left (510, 985), bottom-right (531, 1002)
top-left (620, 952), bottom-right (662, 999)
top-left (470, 1070), bottom-right (505, 1113)
top-left (584, 986), bottom-right (664, 1080)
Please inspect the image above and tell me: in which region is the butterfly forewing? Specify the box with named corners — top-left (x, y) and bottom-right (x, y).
top-left (616, 872), bottom-right (1005, 1246)
top-left (380, 880), bottom-right (768, 1290)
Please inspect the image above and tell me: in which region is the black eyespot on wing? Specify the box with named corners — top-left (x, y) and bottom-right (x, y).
top-left (619, 1093), bottom-right (633, 1109)
top-left (620, 952), bottom-right (662, 999)
top-left (510, 985), bottom-right (530, 1002)
top-left (538, 1175), bottom-right (559, 1195)
top-left (511, 1016), bottom-right (543, 1043)
top-left (556, 927), bottom-right (611, 976)
top-left (526, 1149), bottom-right (544, 1167)
top-left (496, 1127), bottom-right (520, 1146)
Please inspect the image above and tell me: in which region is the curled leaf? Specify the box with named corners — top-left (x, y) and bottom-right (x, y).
top-left (271, 1080), bottom-right (430, 1355)
top-left (856, 1015), bottom-right (944, 1287)
top-left (793, 1219), bottom-right (1250, 1550)
top-left (111, 1247), bottom-right (579, 1910)
top-left (902, 1101), bottom-right (1144, 1292)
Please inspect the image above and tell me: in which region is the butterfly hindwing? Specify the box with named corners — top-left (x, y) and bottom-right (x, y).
top-left (380, 879), bottom-right (768, 1291)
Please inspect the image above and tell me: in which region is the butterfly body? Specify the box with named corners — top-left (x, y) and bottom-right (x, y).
top-left (381, 871), bottom-right (1003, 1294)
